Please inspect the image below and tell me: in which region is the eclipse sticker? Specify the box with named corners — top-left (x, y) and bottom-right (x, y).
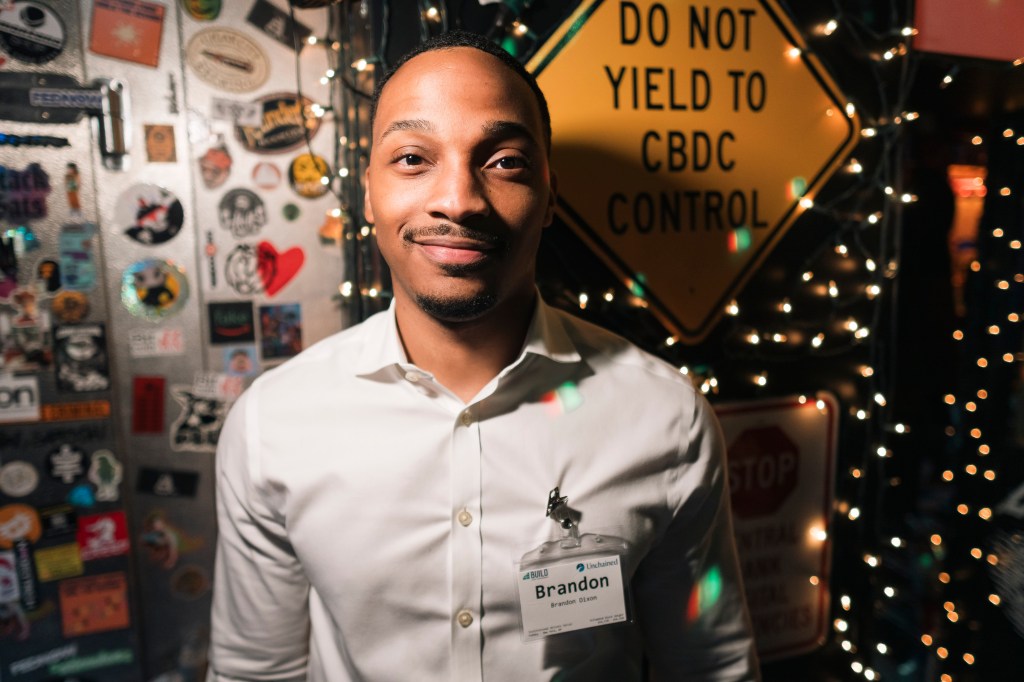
top-left (121, 259), bottom-right (190, 321)
top-left (186, 28), bottom-right (269, 93)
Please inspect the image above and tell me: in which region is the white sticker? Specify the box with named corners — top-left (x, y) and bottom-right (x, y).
top-left (128, 327), bottom-right (185, 357)
top-left (193, 370), bottom-right (242, 401)
top-left (0, 549), bottom-right (20, 602)
top-left (517, 554), bottom-right (627, 641)
top-left (0, 375), bottom-right (40, 424)
top-left (210, 97), bottom-right (262, 127)
top-left (0, 461), bottom-right (38, 497)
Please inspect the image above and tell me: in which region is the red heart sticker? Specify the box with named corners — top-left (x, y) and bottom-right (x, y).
top-left (256, 241), bottom-right (304, 297)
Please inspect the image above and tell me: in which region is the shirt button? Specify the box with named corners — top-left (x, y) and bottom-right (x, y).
top-left (460, 410), bottom-right (473, 426)
top-left (457, 510), bottom-right (473, 526)
top-left (404, 371), bottom-right (420, 383)
top-left (456, 609), bottom-right (473, 628)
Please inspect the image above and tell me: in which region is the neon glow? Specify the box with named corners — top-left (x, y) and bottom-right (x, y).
top-left (787, 176), bottom-right (808, 200)
top-left (686, 565), bottom-right (723, 623)
top-left (541, 381), bottom-right (584, 416)
top-left (728, 227), bottom-right (752, 253)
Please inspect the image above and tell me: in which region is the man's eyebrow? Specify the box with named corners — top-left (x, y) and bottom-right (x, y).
top-left (482, 120), bottom-right (540, 146)
top-left (378, 119), bottom-right (435, 143)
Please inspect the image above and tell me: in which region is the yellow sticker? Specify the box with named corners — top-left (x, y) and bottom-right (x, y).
top-left (34, 543), bottom-right (84, 582)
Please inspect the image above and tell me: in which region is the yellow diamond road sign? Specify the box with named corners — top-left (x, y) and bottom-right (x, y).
top-left (529, 0), bottom-right (859, 343)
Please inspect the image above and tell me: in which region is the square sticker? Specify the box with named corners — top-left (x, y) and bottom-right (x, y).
top-left (77, 511), bottom-right (130, 561)
top-left (132, 375), bottom-right (165, 433)
top-left (89, 0), bottom-right (165, 67)
top-left (59, 572), bottom-right (131, 636)
top-left (208, 301), bottom-right (255, 344)
top-left (259, 303), bottom-right (302, 360)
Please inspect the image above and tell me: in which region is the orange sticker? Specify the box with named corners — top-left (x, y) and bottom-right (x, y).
top-left (59, 572), bottom-right (131, 637)
top-left (89, 0), bottom-right (165, 68)
top-left (0, 504), bottom-right (42, 548)
top-left (41, 400), bottom-right (112, 422)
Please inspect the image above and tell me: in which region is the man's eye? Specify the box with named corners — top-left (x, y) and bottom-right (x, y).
top-left (397, 154), bottom-right (423, 166)
top-left (494, 156), bottom-right (528, 170)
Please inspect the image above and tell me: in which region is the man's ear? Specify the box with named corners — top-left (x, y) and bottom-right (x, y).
top-left (543, 171), bottom-right (558, 228)
top-left (363, 167), bottom-right (375, 224)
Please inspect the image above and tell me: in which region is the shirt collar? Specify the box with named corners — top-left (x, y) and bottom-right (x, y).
top-left (353, 293), bottom-right (582, 378)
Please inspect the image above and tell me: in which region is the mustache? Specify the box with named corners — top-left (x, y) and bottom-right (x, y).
top-left (402, 223), bottom-right (506, 248)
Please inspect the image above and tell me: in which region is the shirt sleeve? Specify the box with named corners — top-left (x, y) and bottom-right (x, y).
top-left (632, 392), bottom-right (761, 681)
top-left (207, 387), bottom-right (311, 682)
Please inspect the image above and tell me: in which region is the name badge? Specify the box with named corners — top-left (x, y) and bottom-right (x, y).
top-left (514, 486), bottom-right (633, 641)
top-left (517, 552), bottom-right (628, 641)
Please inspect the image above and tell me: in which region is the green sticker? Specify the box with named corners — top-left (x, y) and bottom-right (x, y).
top-left (181, 0), bottom-right (221, 20)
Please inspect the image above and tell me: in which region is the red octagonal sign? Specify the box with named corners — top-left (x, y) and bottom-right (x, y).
top-left (727, 425), bottom-right (798, 518)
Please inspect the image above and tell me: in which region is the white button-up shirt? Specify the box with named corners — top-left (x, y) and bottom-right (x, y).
top-left (208, 298), bottom-right (759, 681)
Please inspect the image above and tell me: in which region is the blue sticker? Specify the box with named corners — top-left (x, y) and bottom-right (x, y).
top-left (67, 483), bottom-right (96, 508)
top-left (59, 222), bottom-right (97, 291)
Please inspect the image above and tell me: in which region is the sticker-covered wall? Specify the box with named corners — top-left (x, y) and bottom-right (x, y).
top-left (0, 0), bottom-right (353, 679)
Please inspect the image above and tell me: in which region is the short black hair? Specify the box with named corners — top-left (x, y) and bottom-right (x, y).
top-left (370, 30), bottom-right (552, 153)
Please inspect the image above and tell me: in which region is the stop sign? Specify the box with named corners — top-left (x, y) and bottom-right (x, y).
top-left (727, 425), bottom-right (798, 518)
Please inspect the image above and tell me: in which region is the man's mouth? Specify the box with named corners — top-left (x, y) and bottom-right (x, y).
top-left (404, 225), bottom-right (505, 268)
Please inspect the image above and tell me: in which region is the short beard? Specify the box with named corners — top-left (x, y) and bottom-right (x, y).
top-left (415, 292), bottom-right (497, 322)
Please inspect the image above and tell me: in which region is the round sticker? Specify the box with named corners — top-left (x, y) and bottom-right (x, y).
top-left (0, 1), bottom-right (65, 64)
top-left (0, 504), bottom-right (42, 547)
top-left (283, 203), bottom-right (300, 221)
top-left (252, 162), bottom-right (281, 190)
top-left (180, 0), bottom-right (221, 21)
top-left (171, 564), bottom-right (211, 600)
top-left (0, 461), bottom-right (39, 497)
top-left (199, 144), bottom-right (232, 190)
top-left (289, 153), bottom-right (331, 199)
top-left (121, 259), bottom-right (190, 320)
top-left (116, 184), bottom-right (185, 245)
top-left (51, 290), bottom-right (90, 323)
top-left (218, 188), bottom-right (267, 238)
top-left (186, 28), bottom-right (269, 93)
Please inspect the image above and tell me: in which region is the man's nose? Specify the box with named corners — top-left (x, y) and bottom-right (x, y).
top-left (425, 162), bottom-right (490, 223)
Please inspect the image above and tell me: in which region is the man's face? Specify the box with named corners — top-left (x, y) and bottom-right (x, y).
top-left (365, 47), bottom-right (555, 322)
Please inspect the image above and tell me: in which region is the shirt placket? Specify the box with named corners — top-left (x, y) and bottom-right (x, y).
top-left (450, 404), bottom-right (483, 681)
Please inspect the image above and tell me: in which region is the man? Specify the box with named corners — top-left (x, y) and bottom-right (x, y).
top-left (208, 30), bottom-right (759, 681)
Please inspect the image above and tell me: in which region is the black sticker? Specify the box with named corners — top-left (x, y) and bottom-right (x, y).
top-left (218, 188), bottom-right (267, 238)
top-left (0, 162), bottom-right (51, 222)
top-left (0, 2), bottom-right (66, 65)
top-left (48, 443), bottom-right (85, 483)
top-left (208, 301), bottom-right (255, 344)
top-left (40, 503), bottom-right (78, 538)
top-left (234, 93), bottom-right (321, 154)
top-left (13, 538), bottom-right (37, 611)
top-left (54, 323), bottom-right (111, 393)
top-left (136, 467), bottom-right (199, 498)
top-left (36, 259), bottom-right (60, 292)
top-left (170, 388), bottom-right (227, 452)
top-left (246, 0), bottom-right (311, 52)
top-left (117, 184), bottom-right (184, 246)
